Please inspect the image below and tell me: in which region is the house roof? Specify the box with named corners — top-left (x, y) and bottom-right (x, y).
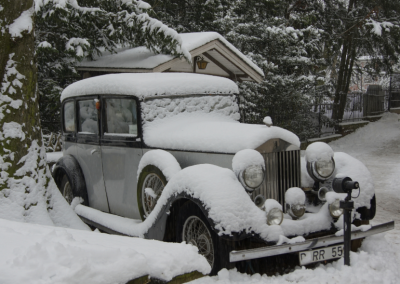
top-left (61, 73), bottom-right (239, 102)
top-left (77, 32), bottom-right (264, 83)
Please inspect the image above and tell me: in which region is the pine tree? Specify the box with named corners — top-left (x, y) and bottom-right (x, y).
top-left (150, 0), bottom-right (327, 140)
top-left (310, 0), bottom-right (400, 120)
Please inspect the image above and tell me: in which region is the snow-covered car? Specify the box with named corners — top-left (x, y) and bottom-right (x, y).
top-left (53, 73), bottom-right (392, 275)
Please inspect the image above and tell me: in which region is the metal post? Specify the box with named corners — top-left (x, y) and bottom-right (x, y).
top-left (388, 73), bottom-right (392, 112)
top-left (340, 192), bottom-right (354, 266)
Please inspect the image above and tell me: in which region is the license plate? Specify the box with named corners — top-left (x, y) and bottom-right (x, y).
top-left (299, 244), bottom-right (344, 265)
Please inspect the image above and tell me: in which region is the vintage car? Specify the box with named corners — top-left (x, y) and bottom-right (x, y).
top-left (53, 72), bottom-right (393, 275)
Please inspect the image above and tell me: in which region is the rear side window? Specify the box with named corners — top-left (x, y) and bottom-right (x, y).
top-left (105, 98), bottom-right (137, 136)
top-left (63, 101), bottom-right (75, 132)
top-left (78, 100), bottom-right (98, 134)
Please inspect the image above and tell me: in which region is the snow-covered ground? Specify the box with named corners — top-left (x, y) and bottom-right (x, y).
top-left (0, 217), bottom-right (210, 284)
top-left (191, 112), bottom-right (400, 284)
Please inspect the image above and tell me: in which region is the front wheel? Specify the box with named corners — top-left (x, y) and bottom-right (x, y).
top-left (177, 202), bottom-right (230, 275)
top-left (137, 165), bottom-right (167, 221)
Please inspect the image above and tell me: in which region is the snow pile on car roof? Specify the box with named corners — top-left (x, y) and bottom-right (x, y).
top-left (143, 112), bottom-right (300, 153)
top-left (0, 218), bottom-right (210, 283)
top-left (60, 73), bottom-right (238, 101)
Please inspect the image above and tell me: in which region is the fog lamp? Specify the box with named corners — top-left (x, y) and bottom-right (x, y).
top-left (266, 208), bottom-right (283, 225)
top-left (318, 187), bottom-right (330, 202)
top-left (287, 204), bottom-right (306, 219)
top-left (329, 199), bottom-right (343, 218)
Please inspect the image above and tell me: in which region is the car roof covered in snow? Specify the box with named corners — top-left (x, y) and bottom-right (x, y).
top-left (60, 73), bottom-right (239, 102)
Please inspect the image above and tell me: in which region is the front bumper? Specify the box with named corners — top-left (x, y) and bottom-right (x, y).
top-left (230, 221), bottom-right (394, 262)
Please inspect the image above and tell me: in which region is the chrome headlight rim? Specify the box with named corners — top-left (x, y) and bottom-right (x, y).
top-left (266, 208), bottom-right (283, 226)
top-left (307, 157), bottom-right (335, 182)
top-left (239, 165), bottom-right (265, 192)
top-left (329, 199), bottom-right (343, 218)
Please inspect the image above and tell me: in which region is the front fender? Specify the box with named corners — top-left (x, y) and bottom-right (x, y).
top-left (144, 193), bottom-right (252, 242)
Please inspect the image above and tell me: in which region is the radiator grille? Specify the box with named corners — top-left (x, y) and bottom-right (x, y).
top-left (252, 150), bottom-right (301, 210)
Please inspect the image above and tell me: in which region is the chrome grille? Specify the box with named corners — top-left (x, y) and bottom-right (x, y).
top-left (252, 150), bottom-right (301, 211)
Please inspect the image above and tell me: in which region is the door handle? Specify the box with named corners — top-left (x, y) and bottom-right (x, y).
top-left (90, 149), bottom-right (100, 155)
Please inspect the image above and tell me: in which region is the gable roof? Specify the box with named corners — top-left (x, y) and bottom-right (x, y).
top-left (77, 32), bottom-right (264, 83)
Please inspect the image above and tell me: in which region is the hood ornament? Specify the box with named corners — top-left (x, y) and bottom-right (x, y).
top-left (263, 116), bottom-right (273, 127)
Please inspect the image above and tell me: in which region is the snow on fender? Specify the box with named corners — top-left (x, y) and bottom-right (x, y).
top-left (137, 150), bottom-right (181, 181)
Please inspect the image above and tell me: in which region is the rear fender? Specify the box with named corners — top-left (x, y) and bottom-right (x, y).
top-left (52, 154), bottom-right (88, 206)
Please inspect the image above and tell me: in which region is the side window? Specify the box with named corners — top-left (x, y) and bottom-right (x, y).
top-left (105, 98), bottom-right (137, 136)
top-left (64, 101), bottom-right (75, 132)
top-left (78, 100), bottom-right (99, 134)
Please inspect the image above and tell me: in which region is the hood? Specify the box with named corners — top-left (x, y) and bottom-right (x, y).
top-left (143, 113), bottom-right (300, 153)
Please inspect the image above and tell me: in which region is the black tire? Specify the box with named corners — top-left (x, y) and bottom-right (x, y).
top-left (176, 202), bottom-right (231, 275)
top-left (59, 173), bottom-right (89, 206)
top-left (137, 165), bottom-right (167, 221)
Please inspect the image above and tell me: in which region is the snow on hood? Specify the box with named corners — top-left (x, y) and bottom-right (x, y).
top-left (143, 113), bottom-right (300, 153)
top-left (60, 73), bottom-right (238, 101)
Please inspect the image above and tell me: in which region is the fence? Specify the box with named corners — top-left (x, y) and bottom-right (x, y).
top-left (310, 85), bottom-right (390, 139)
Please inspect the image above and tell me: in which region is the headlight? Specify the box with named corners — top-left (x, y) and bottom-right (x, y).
top-left (307, 158), bottom-right (335, 182)
top-left (239, 165), bottom-right (265, 192)
top-left (329, 199), bottom-right (343, 218)
top-left (232, 149), bottom-right (265, 192)
top-left (315, 159), bottom-right (335, 178)
top-left (285, 187), bottom-right (306, 219)
top-left (267, 208), bottom-right (283, 225)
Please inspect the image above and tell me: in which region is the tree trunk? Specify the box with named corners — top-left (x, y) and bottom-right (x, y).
top-left (0, 0), bottom-right (87, 228)
top-left (332, 0), bottom-right (358, 121)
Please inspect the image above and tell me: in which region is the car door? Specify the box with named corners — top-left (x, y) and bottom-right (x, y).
top-left (100, 96), bottom-right (143, 219)
top-left (75, 97), bottom-right (110, 212)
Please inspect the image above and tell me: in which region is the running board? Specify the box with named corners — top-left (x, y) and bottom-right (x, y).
top-left (230, 221), bottom-right (395, 262)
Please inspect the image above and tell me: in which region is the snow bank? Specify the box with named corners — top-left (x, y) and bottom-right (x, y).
top-left (137, 150), bottom-right (181, 181)
top-left (0, 218), bottom-right (210, 284)
top-left (61, 73), bottom-right (238, 101)
top-left (143, 113), bottom-right (300, 153)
